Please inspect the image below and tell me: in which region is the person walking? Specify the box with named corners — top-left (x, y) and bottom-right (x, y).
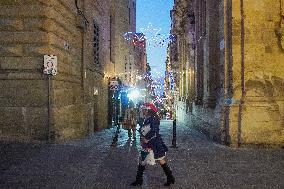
top-left (130, 103), bottom-right (175, 186)
top-left (138, 104), bottom-right (146, 127)
top-left (124, 104), bottom-right (137, 139)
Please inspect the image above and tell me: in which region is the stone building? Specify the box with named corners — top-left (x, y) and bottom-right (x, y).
top-left (109, 0), bottom-right (146, 123)
top-left (170, 0), bottom-right (284, 147)
top-left (110, 0), bottom-right (146, 87)
top-left (169, 0), bottom-right (195, 122)
top-left (0, 0), bottom-right (138, 142)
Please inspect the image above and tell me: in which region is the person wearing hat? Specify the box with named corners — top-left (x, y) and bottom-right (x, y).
top-left (130, 103), bottom-right (175, 186)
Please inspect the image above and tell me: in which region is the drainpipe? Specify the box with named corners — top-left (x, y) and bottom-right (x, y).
top-left (75, 0), bottom-right (88, 134)
top-left (82, 0), bottom-right (86, 134)
top-left (237, 0), bottom-right (246, 147)
top-left (223, 0), bottom-right (233, 145)
top-left (47, 74), bottom-right (51, 142)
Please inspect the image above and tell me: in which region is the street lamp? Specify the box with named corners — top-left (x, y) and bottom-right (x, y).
top-left (74, 0), bottom-right (89, 30)
top-left (128, 89), bottom-right (140, 100)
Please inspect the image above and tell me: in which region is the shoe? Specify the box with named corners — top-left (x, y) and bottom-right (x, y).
top-left (130, 179), bottom-right (143, 186)
top-left (161, 163), bottom-right (175, 186)
top-left (130, 164), bottom-right (145, 186)
top-left (164, 177), bottom-right (175, 186)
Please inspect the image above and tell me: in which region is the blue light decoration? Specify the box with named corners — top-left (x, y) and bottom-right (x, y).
top-left (150, 34), bottom-right (177, 48)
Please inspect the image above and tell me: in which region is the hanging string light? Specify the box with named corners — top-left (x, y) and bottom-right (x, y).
top-left (123, 23), bottom-right (177, 49)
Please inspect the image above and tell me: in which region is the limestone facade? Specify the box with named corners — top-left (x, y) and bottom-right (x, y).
top-left (110, 0), bottom-right (145, 87)
top-left (0, 0), bottom-right (138, 142)
top-left (170, 0), bottom-right (284, 147)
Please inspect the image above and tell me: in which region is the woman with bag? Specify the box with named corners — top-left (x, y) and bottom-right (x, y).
top-left (130, 103), bottom-right (175, 186)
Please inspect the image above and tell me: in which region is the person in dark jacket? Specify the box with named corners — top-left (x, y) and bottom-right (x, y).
top-left (130, 104), bottom-right (175, 186)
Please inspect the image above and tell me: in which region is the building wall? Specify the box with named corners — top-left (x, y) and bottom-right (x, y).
top-left (171, 0), bottom-right (284, 147)
top-left (171, 0), bottom-right (194, 113)
top-left (112, 0), bottom-right (132, 84)
top-left (228, 0), bottom-right (284, 146)
top-left (111, 0), bottom-right (146, 88)
top-left (0, 0), bottom-right (115, 141)
top-left (80, 0), bottom-right (113, 133)
top-left (190, 0), bottom-right (224, 142)
top-left (0, 0), bottom-right (81, 141)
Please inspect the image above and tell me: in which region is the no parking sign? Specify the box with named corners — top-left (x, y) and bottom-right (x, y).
top-left (43, 55), bottom-right (57, 75)
top-left (109, 80), bottom-right (119, 90)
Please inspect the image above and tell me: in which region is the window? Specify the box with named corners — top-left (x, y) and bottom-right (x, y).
top-left (93, 20), bottom-right (100, 64)
top-left (110, 15), bottom-right (114, 62)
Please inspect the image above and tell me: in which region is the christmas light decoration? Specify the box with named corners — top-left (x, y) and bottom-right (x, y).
top-left (123, 23), bottom-right (177, 48)
top-left (124, 32), bottom-right (146, 49)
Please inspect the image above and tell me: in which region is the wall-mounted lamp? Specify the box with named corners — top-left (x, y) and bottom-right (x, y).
top-left (75, 0), bottom-right (89, 30)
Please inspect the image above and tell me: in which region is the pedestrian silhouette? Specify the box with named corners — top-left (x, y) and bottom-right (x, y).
top-left (123, 104), bottom-right (137, 140)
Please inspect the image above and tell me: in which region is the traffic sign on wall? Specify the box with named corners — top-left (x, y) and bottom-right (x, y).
top-left (43, 55), bottom-right (58, 75)
top-left (109, 80), bottom-right (119, 90)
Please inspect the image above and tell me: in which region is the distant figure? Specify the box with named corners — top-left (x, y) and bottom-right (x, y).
top-left (138, 104), bottom-right (146, 127)
top-left (124, 105), bottom-right (137, 139)
top-left (130, 103), bottom-right (175, 186)
top-left (166, 111), bottom-right (172, 120)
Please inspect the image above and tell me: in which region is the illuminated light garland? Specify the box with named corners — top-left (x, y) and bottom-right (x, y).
top-left (140, 23), bottom-right (161, 39)
top-left (121, 26), bottom-right (183, 106)
top-left (148, 33), bottom-right (177, 48)
top-left (105, 70), bottom-right (183, 78)
top-left (139, 23), bottom-right (177, 48)
top-left (106, 70), bottom-right (175, 106)
top-left (124, 32), bottom-right (146, 49)
top-left (123, 23), bottom-right (177, 48)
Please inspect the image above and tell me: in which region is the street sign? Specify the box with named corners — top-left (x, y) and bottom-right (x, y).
top-left (110, 80), bottom-right (119, 90)
top-left (43, 55), bottom-right (57, 75)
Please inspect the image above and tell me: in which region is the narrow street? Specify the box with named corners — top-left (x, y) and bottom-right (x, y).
top-left (1, 121), bottom-right (283, 189)
top-left (0, 1), bottom-right (283, 188)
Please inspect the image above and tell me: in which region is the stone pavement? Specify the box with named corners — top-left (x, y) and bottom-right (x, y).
top-left (0, 121), bottom-right (283, 189)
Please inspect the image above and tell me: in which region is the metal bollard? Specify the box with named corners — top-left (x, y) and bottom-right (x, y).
top-left (111, 124), bottom-right (120, 147)
top-left (171, 119), bottom-right (177, 148)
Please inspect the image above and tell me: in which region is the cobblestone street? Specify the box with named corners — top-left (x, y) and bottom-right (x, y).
top-left (0, 121), bottom-right (283, 189)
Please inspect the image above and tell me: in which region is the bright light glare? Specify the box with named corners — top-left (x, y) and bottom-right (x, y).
top-left (128, 89), bottom-right (140, 100)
